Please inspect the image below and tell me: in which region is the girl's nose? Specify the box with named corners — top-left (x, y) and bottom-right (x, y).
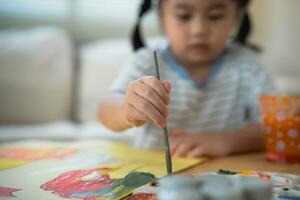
top-left (190, 16), bottom-right (209, 38)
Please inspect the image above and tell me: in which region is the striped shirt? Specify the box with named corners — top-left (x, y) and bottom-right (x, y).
top-left (109, 42), bottom-right (276, 149)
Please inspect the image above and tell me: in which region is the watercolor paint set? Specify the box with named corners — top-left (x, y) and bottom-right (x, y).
top-left (125, 169), bottom-right (300, 200)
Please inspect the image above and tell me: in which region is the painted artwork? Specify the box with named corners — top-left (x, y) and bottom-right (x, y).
top-left (0, 186), bottom-right (21, 198)
top-left (0, 140), bottom-right (203, 200)
top-left (41, 167), bottom-right (155, 200)
top-left (0, 147), bottom-right (76, 170)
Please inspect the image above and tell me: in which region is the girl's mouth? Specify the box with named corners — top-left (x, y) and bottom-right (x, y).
top-left (189, 43), bottom-right (209, 53)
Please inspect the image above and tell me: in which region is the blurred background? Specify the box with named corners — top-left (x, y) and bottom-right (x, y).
top-left (0, 0), bottom-right (299, 142)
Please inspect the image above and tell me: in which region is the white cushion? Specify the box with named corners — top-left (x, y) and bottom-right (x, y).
top-left (0, 27), bottom-right (73, 123)
top-left (261, 0), bottom-right (300, 95)
top-left (79, 39), bottom-right (132, 121)
top-left (0, 121), bottom-right (138, 145)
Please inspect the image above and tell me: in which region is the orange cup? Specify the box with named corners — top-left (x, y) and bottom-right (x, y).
top-left (259, 95), bottom-right (300, 163)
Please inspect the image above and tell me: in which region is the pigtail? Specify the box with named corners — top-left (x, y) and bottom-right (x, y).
top-left (234, 0), bottom-right (260, 51)
top-left (234, 11), bottom-right (251, 45)
top-left (131, 0), bottom-right (152, 51)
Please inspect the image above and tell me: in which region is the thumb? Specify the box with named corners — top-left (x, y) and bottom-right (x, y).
top-left (163, 81), bottom-right (171, 93)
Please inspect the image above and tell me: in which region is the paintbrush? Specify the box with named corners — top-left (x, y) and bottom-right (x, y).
top-left (153, 50), bottom-right (172, 175)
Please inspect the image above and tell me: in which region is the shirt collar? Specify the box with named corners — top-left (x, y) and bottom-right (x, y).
top-left (162, 45), bottom-right (224, 89)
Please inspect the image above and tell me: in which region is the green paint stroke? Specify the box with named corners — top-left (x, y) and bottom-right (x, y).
top-left (217, 169), bottom-right (237, 175)
top-left (105, 171), bottom-right (156, 200)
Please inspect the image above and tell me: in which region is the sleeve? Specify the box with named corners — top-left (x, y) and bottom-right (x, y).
top-left (108, 48), bottom-right (156, 94)
top-left (243, 55), bottom-right (277, 123)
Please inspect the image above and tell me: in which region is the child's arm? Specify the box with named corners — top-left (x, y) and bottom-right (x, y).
top-left (98, 76), bottom-right (171, 132)
top-left (98, 93), bottom-right (132, 131)
top-left (221, 123), bottom-right (264, 155)
top-left (169, 123), bottom-right (264, 158)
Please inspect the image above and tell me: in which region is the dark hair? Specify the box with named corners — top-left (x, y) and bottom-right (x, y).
top-left (235, 0), bottom-right (251, 44)
top-left (131, 0), bottom-right (252, 51)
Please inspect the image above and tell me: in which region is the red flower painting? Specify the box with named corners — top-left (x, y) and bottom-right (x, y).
top-left (41, 167), bottom-right (155, 200)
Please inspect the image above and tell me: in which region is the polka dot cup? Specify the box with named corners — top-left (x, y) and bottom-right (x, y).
top-left (260, 96), bottom-right (300, 163)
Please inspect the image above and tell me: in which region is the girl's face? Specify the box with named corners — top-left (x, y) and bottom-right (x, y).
top-left (160, 0), bottom-right (238, 67)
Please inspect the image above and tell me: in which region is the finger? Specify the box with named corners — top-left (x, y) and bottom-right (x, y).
top-left (173, 142), bottom-right (194, 158)
top-left (134, 82), bottom-right (168, 118)
top-left (141, 76), bottom-right (169, 104)
top-left (171, 144), bottom-right (180, 156)
top-left (187, 146), bottom-right (204, 158)
top-left (163, 81), bottom-right (172, 93)
top-left (127, 104), bottom-right (151, 126)
top-left (170, 138), bottom-right (181, 155)
top-left (130, 92), bottom-right (166, 128)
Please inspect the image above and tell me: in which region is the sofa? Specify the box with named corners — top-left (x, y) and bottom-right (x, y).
top-left (0, 27), bottom-right (139, 143)
top-left (0, 27), bottom-right (299, 143)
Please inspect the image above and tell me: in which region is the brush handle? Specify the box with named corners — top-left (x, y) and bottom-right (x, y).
top-left (163, 127), bottom-right (172, 174)
top-left (154, 51), bottom-right (161, 79)
top-left (154, 50), bottom-right (172, 175)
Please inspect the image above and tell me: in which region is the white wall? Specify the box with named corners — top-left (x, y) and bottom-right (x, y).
top-left (251, 0), bottom-right (300, 94)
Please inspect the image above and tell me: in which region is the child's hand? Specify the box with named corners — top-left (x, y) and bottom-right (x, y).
top-left (170, 130), bottom-right (230, 158)
top-left (121, 76), bottom-right (171, 128)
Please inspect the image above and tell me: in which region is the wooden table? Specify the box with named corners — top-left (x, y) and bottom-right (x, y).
top-left (182, 152), bottom-right (300, 175)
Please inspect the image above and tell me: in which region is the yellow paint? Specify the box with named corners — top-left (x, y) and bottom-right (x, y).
top-left (103, 141), bottom-right (202, 178)
top-left (0, 159), bottom-right (26, 170)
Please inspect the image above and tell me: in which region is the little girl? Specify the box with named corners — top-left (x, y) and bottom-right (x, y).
top-left (99, 0), bottom-right (276, 158)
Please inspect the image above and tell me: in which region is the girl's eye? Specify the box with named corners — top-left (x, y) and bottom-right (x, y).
top-left (208, 14), bottom-right (225, 21)
top-left (176, 14), bottom-right (192, 21)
